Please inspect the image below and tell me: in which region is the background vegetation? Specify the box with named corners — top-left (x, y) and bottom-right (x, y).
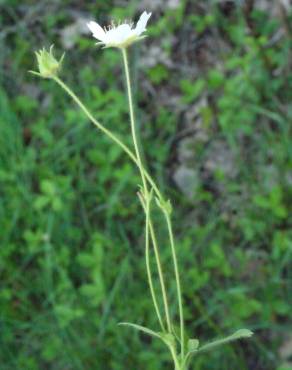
top-left (0, 0), bottom-right (291, 369)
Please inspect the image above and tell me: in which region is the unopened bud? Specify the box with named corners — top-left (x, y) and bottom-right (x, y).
top-left (31, 45), bottom-right (64, 78)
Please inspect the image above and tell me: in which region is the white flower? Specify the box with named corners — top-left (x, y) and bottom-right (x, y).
top-left (87, 11), bottom-right (152, 49)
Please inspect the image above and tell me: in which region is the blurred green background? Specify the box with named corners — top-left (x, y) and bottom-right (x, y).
top-left (0, 1), bottom-right (292, 369)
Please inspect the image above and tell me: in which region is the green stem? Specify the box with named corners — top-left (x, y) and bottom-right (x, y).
top-left (148, 218), bottom-right (172, 332)
top-left (121, 48), bottom-right (148, 191)
top-left (121, 48), bottom-right (172, 333)
top-left (121, 49), bottom-right (185, 345)
top-left (54, 75), bottom-right (166, 328)
top-left (53, 76), bottom-right (161, 198)
top-left (169, 345), bottom-right (183, 370)
top-left (121, 52), bottom-right (185, 352)
top-left (122, 48), bottom-right (171, 331)
top-left (53, 73), bottom-right (175, 338)
top-left (164, 210), bottom-right (185, 359)
top-left (142, 192), bottom-right (165, 331)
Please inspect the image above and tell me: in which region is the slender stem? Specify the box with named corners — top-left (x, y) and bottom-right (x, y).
top-left (53, 77), bottom-right (135, 161)
top-left (148, 218), bottom-right (172, 332)
top-left (54, 75), bottom-right (168, 330)
top-left (53, 74), bottom-right (178, 341)
top-left (142, 192), bottom-right (165, 331)
top-left (53, 77), bottom-right (162, 200)
top-left (120, 52), bottom-right (184, 348)
top-left (121, 48), bottom-right (172, 332)
top-left (121, 48), bottom-right (148, 191)
top-left (164, 210), bottom-right (185, 359)
top-left (169, 345), bottom-right (182, 370)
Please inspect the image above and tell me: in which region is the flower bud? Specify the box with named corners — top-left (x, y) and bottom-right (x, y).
top-left (33, 45), bottom-right (64, 78)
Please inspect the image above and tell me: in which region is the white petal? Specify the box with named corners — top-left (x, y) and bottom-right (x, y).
top-left (105, 24), bottom-right (133, 44)
top-left (134, 11), bottom-right (152, 36)
top-left (87, 21), bottom-right (106, 41)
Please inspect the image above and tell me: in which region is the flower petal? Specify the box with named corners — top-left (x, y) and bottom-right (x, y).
top-left (87, 21), bottom-right (106, 41)
top-left (105, 24), bottom-right (133, 45)
top-left (134, 11), bottom-right (152, 36)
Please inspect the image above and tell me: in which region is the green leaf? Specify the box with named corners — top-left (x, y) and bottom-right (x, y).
top-left (118, 322), bottom-right (161, 339)
top-left (148, 64), bottom-right (169, 84)
top-left (119, 323), bottom-right (177, 354)
top-left (180, 78), bottom-right (206, 104)
top-left (197, 329), bottom-right (253, 354)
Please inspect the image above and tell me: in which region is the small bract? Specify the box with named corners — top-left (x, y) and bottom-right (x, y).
top-left (87, 11), bottom-right (152, 49)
